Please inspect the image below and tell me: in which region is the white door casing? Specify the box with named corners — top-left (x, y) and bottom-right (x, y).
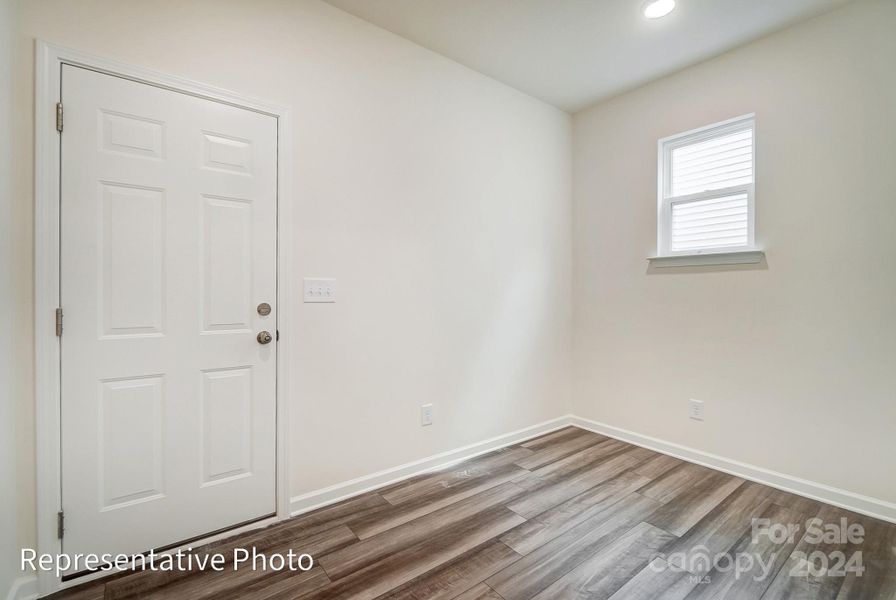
top-left (59, 64), bottom-right (278, 569)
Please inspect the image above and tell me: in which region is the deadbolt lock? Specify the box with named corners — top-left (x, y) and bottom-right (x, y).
top-left (257, 302), bottom-right (272, 316)
top-left (257, 331), bottom-right (273, 345)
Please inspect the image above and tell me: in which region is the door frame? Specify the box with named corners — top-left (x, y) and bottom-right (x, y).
top-left (34, 40), bottom-right (293, 596)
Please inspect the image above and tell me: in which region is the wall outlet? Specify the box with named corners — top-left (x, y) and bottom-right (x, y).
top-left (303, 278), bottom-right (336, 303)
top-left (420, 404), bottom-right (433, 427)
top-left (689, 399), bottom-right (704, 421)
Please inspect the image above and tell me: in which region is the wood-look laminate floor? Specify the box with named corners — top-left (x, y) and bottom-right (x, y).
top-left (51, 427), bottom-right (896, 600)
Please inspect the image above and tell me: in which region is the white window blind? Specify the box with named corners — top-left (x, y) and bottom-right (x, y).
top-left (670, 192), bottom-right (749, 251)
top-left (658, 115), bottom-right (755, 255)
top-left (671, 128), bottom-right (753, 197)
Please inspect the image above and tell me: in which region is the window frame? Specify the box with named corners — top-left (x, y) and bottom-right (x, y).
top-left (656, 114), bottom-right (756, 257)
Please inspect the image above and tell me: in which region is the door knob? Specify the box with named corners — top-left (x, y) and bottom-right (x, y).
top-left (257, 331), bottom-right (273, 345)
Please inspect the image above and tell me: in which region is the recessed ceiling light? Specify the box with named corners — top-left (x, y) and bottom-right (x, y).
top-left (643, 0), bottom-right (676, 19)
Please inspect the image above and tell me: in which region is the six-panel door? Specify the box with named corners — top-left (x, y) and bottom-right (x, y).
top-left (60, 65), bottom-right (278, 571)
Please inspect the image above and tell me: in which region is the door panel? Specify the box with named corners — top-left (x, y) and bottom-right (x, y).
top-left (99, 182), bottom-right (166, 337)
top-left (60, 65), bottom-right (277, 570)
top-left (200, 366), bottom-right (253, 485)
top-left (99, 375), bottom-right (165, 509)
top-left (201, 194), bottom-right (253, 332)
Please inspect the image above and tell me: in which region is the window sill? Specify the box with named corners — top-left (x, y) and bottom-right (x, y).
top-left (647, 249), bottom-right (765, 268)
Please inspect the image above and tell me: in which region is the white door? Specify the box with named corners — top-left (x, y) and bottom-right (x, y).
top-left (60, 65), bottom-right (278, 569)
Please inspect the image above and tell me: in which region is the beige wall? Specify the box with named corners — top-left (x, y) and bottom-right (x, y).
top-left (9, 0), bottom-right (572, 562)
top-left (2, 0), bottom-right (21, 594)
top-left (573, 0), bottom-right (896, 504)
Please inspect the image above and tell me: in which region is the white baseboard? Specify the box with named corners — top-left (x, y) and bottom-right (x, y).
top-left (289, 412), bottom-right (895, 526)
top-left (6, 576), bottom-right (37, 600)
top-left (289, 415), bottom-right (574, 516)
top-left (569, 416), bottom-right (896, 524)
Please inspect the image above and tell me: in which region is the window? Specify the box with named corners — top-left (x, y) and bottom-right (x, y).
top-left (657, 115), bottom-right (755, 256)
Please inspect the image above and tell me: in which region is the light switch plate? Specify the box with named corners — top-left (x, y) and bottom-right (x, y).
top-left (303, 278), bottom-right (336, 303)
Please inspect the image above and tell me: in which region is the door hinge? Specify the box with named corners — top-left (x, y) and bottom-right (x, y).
top-left (57, 511), bottom-right (65, 539)
top-left (56, 102), bottom-right (63, 132)
top-left (55, 307), bottom-right (63, 336)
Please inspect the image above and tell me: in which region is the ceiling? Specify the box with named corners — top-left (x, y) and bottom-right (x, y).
top-left (324, 0), bottom-right (850, 113)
